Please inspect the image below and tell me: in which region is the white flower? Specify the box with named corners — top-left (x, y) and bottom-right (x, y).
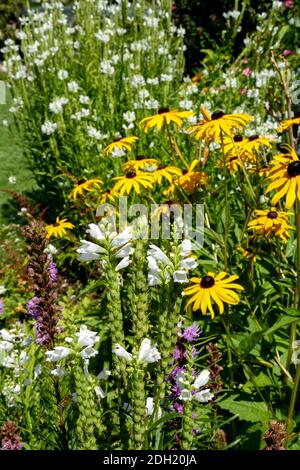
top-left (75, 325), bottom-right (99, 348)
top-left (194, 370), bottom-right (210, 389)
top-left (94, 385), bottom-right (106, 399)
top-left (58, 69), bottom-right (69, 80)
top-left (123, 111), bottom-right (136, 123)
top-left (41, 120), bottom-right (57, 135)
top-left (51, 366), bottom-right (65, 377)
top-left (0, 285), bottom-right (6, 295)
top-left (77, 240), bottom-right (105, 261)
top-left (194, 389), bottom-right (214, 403)
top-left (138, 338), bottom-right (161, 364)
top-left (116, 256), bottom-right (131, 271)
top-left (111, 147), bottom-right (126, 158)
top-left (80, 346), bottom-right (97, 359)
top-left (2, 119), bottom-right (9, 127)
top-left (173, 270), bottom-right (188, 283)
top-left (45, 346), bottom-right (72, 362)
top-left (113, 343), bottom-right (133, 362)
top-left (181, 257), bottom-right (198, 270)
top-left (111, 226), bottom-right (133, 249)
top-left (49, 97), bottom-right (68, 114)
top-left (8, 176), bottom-right (17, 184)
top-left (148, 245), bottom-right (170, 265)
top-left (87, 223), bottom-right (105, 241)
top-left (97, 369), bottom-right (111, 380)
top-left (68, 80), bottom-right (79, 93)
top-left (180, 239), bottom-right (192, 257)
top-left (179, 389), bottom-right (192, 401)
top-left (145, 397), bottom-right (162, 418)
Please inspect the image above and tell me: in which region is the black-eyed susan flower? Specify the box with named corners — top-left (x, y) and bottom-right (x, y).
top-left (152, 164), bottom-right (182, 184)
top-left (176, 160), bottom-right (208, 192)
top-left (112, 171), bottom-right (153, 196)
top-left (103, 136), bottom-right (138, 155)
top-left (248, 208), bottom-right (293, 241)
top-left (242, 134), bottom-right (273, 153)
top-left (70, 178), bottom-right (103, 201)
top-left (278, 116), bottom-right (300, 132)
top-left (99, 189), bottom-right (119, 204)
top-left (140, 108), bottom-right (193, 133)
top-left (216, 155), bottom-right (242, 174)
top-left (188, 106), bottom-right (252, 142)
top-left (184, 273), bottom-right (243, 319)
top-left (266, 144), bottom-right (300, 209)
top-left (123, 156), bottom-right (159, 172)
top-left (45, 217), bottom-right (74, 239)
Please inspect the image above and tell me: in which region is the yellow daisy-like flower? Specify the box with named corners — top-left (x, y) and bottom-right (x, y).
top-left (152, 200), bottom-right (182, 219)
top-left (242, 134), bottom-right (273, 153)
top-left (248, 208), bottom-right (293, 241)
top-left (123, 156), bottom-right (159, 173)
top-left (188, 107), bottom-right (252, 142)
top-left (216, 155), bottom-right (242, 174)
top-left (278, 116), bottom-right (300, 132)
top-left (266, 144), bottom-right (300, 209)
top-left (103, 136), bottom-right (138, 155)
top-left (99, 189), bottom-right (119, 204)
top-left (152, 164), bottom-right (182, 184)
top-left (112, 171), bottom-right (153, 195)
top-left (258, 164), bottom-right (270, 177)
top-left (70, 178), bottom-right (103, 201)
top-left (184, 272), bottom-right (243, 319)
top-left (45, 217), bottom-right (74, 239)
top-left (140, 107), bottom-right (193, 133)
top-left (176, 160), bottom-right (208, 192)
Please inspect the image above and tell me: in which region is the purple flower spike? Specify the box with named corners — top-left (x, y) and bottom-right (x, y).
top-left (183, 323), bottom-right (201, 342)
top-left (0, 300), bottom-right (4, 315)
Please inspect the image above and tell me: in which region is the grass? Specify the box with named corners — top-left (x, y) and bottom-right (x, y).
top-left (0, 98), bottom-right (36, 223)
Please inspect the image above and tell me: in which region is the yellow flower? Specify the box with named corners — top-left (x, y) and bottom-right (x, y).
top-left (184, 272), bottom-right (243, 319)
top-left (151, 200), bottom-right (182, 219)
top-left (70, 178), bottom-right (103, 201)
top-left (103, 136), bottom-right (138, 155)
top-left (248, 208), bottom-right (293, 241)
top-left (140, 108), bottom-right (193, 133)
top-left (191, 71), bottom-right (203, 84)
top-left (176, 160), bottom-right (208, 192)
top-left (216, 155), bottom-right (242, 174)
top-left (123, 156), bottom-right (159, 172)
top-left (188, 107), bottom-right (252, 142)
top-left (152, 164), bottom-right (182, 184)
top-left (99, 189), bottom-right (119, 204)
top-left (242, 134), bottom-right (273, 153)
top-left (266, 144), bottom-right (300, 209)
top-left (258, 164), bottom-right (270, 177)
top-left (278, 116), bottom-right (300, 132)
top-left (112, 171), bottom-right (153, 195)
top-left (45, 217), bottom-right (74, 239)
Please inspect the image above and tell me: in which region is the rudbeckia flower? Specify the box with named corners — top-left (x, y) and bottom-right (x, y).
top-left (45, 217), bottom-right (74, 239)
top-left (248, 208), bottom-right (293, 241)
top-left (184, 272), bottom-right (243, 319)
top-left (176, 160), bottom-right (208, 193)
top-left (188, 107), bottom-right (252, 142)
top-left (123, 156), bottom-right (159, 172)
top-left (216, 155), bottom-right (242, 174)
top-left (242, 134), bottom-right (273, 152)
top-left (103, 136), bottom-right (138, 155)
top-left (278, 116), bottom-right (300, 132)
top-left (112, 171), bottom-right (153, 195)
top-left (70, 178), bottom-right (103, 201)
top-left (152, 164), bottom-right (182, 184)
top-left (140, 108), bottom-right (193, 133)
top-left (266, 144), bottom-right (300, 209)
top-left (99, 189), bottom-right (119, 204)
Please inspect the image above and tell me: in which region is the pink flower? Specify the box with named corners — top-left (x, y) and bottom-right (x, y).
top-left (283, 50), bottom-right (293, 57)
top-left (284, 0), bottom-right (293, 8)
top-left (242, 67), bottom-right (252, 77)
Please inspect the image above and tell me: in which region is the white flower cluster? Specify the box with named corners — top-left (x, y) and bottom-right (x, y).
top-left (113, 338), bottom-right (161, 364)
top-left (176, 369), bottom-right (214, 403)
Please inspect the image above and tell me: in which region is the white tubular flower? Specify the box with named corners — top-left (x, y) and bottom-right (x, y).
top-left (138, 338), bottom-right (161, 364)
top-left (113, 344), bottom-right (133, 362)
top-left (77, 240), bottom-right (105, 261)
top-left (115, 244), bottom-right (134, 258)
top-left (194, 369), bottom-right (210, 389)
top-left (111, 226), bottom-right (133, 248)
top-left (75, 325), bottom-right (99, 348)
top-left (181, 257), bottom-right (198, 270)
top-left (194, 389), bottom-right (214, 403)
top-left (80, 346), bottom-right (97, 359)
top-left (116, 256), bottom-right (131, 271)
top-left (97, 369), bottom-right (111, 380)
top-left (180, 239), bottom-right (192, 257)
top-left (173, 270), bottom-right (188, 283)
top-left (94, 385), bottom-right (106, 399)
top-left (148, 245), bottom-right (170, 265)
top-left (86, 223), bottom-right (105, 241)
top-left (45, 346), bottom-right (72, 362)
top-left (145, 397), bottom-right (162, 419)
top-left (179, 389), bottom-right (192, 402)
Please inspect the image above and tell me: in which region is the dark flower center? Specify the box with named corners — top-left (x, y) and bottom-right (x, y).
top-left (229, 156), bottom-right (237, 162)
top-left (248, 134), bottom-right (259, 141)
top-left (158, 164), bottom-right (167, 170)
top-left (126, 171), bottom-right (136, 179)
top-left (136, 155), bottom-right (146, 161)
top-left (211, 111), bottom-right (224, 120)
top-left (200, 275), bottom-right (215, 288)
top-left (113, 136), bottom-right (123, 142)
top-left (287, 161), bottom-right (300, 177)
top-left (164, 200), bottom-right (180, 207)
top-left (267, 211), bottom-right (278, 219)
top-left (182, 169), bottom-right (188, 175)
top-left (234, 135), bottom-right (243, 142)
top-left (158, 107), bottom-right (170, 114)
top-left (77, 179), bottom-right (86, 185)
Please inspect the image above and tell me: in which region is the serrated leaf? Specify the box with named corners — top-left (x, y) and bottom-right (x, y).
top-left (218, 395), bottom-right (271, 423)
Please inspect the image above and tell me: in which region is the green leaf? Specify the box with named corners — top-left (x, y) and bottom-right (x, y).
top-left (238, 331), bottom-right (263, 356)
top-left (218, 395), bottom-right (271, 423)
top-left (265, 315), bottom-right (299, 336)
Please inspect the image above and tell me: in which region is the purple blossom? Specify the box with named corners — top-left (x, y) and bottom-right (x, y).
top-left (183, 323), bottom-right (201, 342)
top-left (27, 297), bottom-right (41, 319)
top-left (192, 346), bottom-right (198, 358)
top-left (173, 402), bottom-right (184, 414)
top-left (173, 346), bottom-right (182, 360)
top-left (192, 428), bottom-right (200, 436)
top-left (2, 440), bottom-right (23, 450)
top-left (169, 366), bottom-right (185, 379)
top-left (0, 300), bottom-right (4, 315)
top-left (47, 255), bottom-right (58, 285)
top-left (171, 384), bottom-right (182, 398)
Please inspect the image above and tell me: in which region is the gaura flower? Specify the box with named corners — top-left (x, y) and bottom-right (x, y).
top-left (99, 188), bottom-right (119, 204)
top-left (112, 171), bottom-right (153, 195)
top-left (152, 164), bottom-right (182, 184)
top-left (188, 107), bottom-right (252, 142)
top-left (70, 178), bottom-right (103, 201)
top-left (45, 217), bottom-right (74, 239)
top-left (266, 144), bottom-right (300, 209)
top-left (247, 208), bottom-right (293, 241)
top-left (123, 156), bottom-right (159, 172)
top-left (176, 160), bottom-right (208, 193)
top-left (278, 116), bottom-right (300, 132)
top-left (140, 107), bottom-right (193, 133)
top-left (184, 272), bottom-right (244, 319)
top-left (103, 136), bottom-right (138, 155)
